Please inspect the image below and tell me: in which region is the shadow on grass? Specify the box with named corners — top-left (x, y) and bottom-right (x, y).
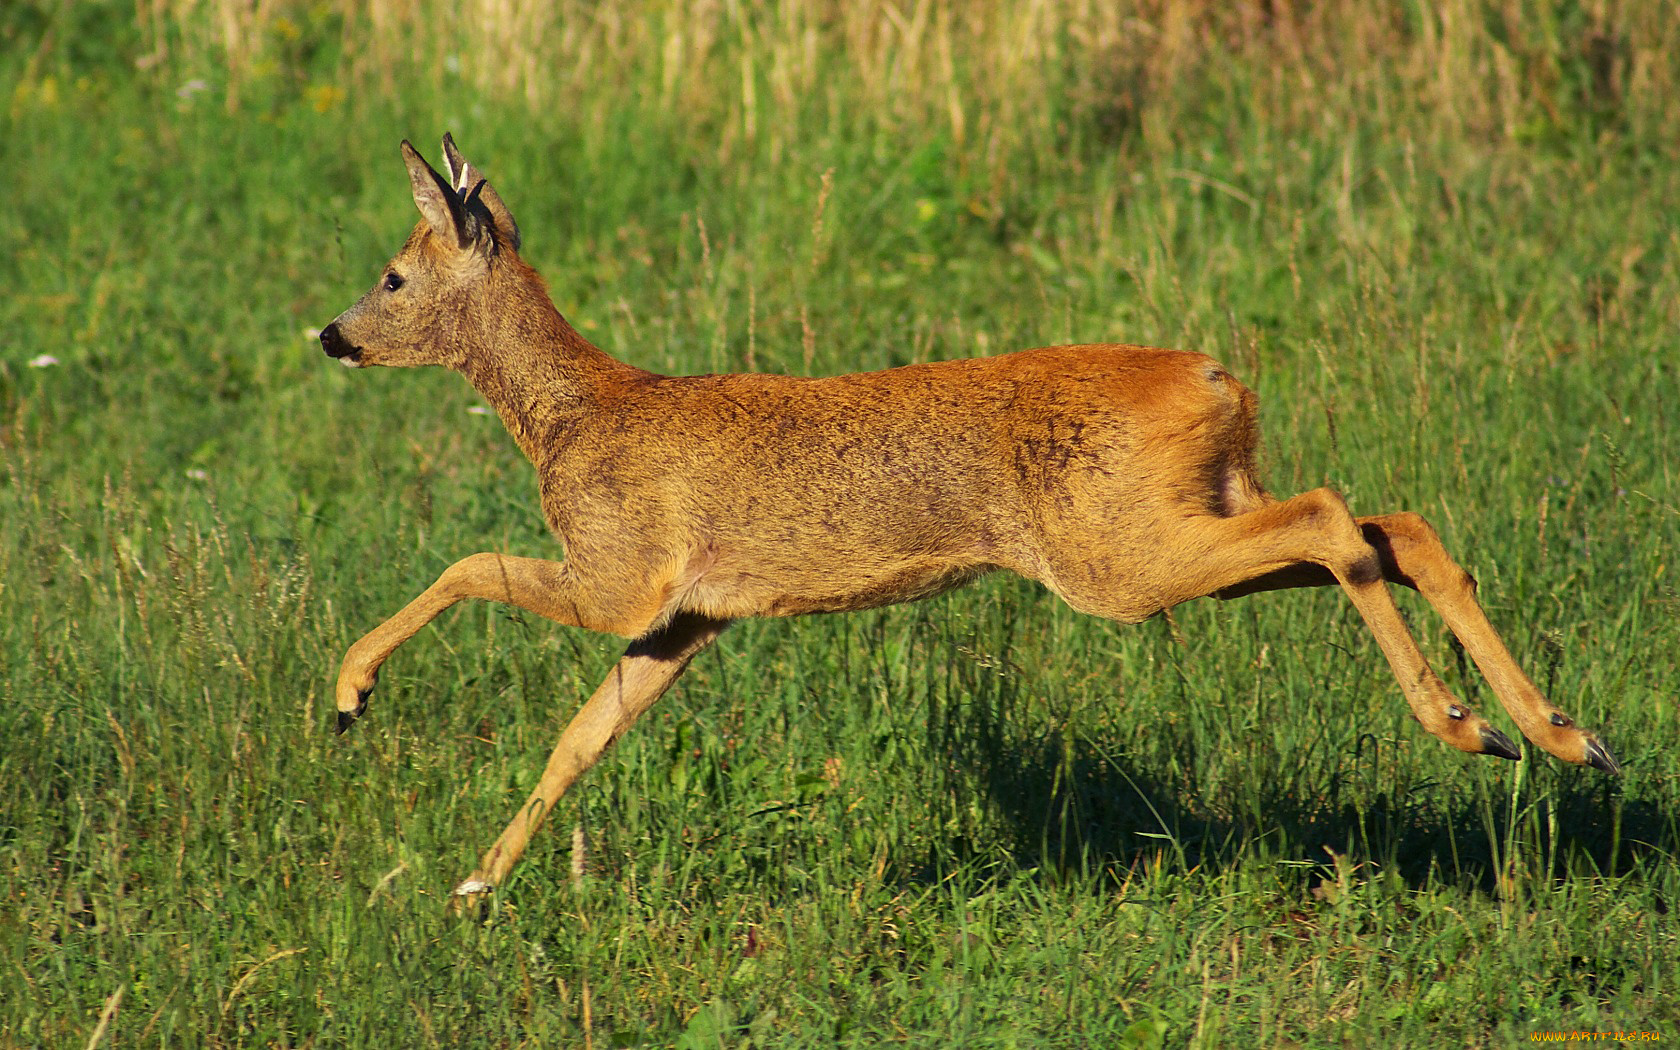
top-left (924, 693), bottom-right (1674, 897)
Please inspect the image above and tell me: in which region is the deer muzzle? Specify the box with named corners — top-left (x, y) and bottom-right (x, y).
top-left (319, 322), bottom-right (363, 365)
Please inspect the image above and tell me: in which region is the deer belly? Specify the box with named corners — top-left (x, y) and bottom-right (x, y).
top-left (678, 550), bottom-right (999, 619)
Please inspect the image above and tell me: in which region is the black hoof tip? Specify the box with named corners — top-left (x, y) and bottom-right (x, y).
top-left (1582, 737), bottom-right (1622, 775)
top-left (334, 688), bottom-right (372, 735)
top-left (1479, 727), bottom-right (1522, 761)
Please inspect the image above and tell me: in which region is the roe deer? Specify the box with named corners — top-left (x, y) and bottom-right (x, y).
top-left (319, 136), bottom-right (1619, 902)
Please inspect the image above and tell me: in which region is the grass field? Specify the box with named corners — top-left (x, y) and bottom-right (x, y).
top-left (3, 1), bottom-right (1678, 1045)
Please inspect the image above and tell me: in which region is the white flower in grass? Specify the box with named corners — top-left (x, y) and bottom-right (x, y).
top-left (185, 469), bottom-right (209, 481)
top-left (27, 354), bottom-right (59, 368)
top-left (467, 405), bottom-right (493, 416)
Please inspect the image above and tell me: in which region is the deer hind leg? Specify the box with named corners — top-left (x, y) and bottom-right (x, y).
top-left (1070, 487), bottom-right (1522, 760)
top-left (453, 612), bottom-right (730, 902)
top-left (1215, 513), bottom-right (1617, 772)
top-left (334, 552), bottom-right (672, 732)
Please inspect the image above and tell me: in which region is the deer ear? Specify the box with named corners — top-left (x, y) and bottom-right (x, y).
top-left (402, 139), bottom-right (479, 250)
top-left (441, 133), bottom-right (522, 252)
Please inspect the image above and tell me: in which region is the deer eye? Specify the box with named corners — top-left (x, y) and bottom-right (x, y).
top-left (383, 272), bottom-right (405, 292)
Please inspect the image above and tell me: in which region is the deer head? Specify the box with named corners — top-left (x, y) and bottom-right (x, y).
top-left (319, 134), bottom-right (522, 370)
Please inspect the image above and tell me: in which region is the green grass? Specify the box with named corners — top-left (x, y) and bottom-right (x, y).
top-left (3, 2), bottom-right (1678, 1046)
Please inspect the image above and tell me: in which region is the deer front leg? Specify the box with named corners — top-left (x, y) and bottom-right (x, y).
top-left (334, 552), bottom-right (670, 732)
top-left (453, 612), bottom-right (730, 902)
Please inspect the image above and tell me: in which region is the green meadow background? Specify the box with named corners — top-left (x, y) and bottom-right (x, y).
top-left (3, 1), bottom-right (1677, 1045)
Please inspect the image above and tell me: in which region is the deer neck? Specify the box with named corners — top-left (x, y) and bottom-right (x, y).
top-left (454, 266), bottom-right (634, 466)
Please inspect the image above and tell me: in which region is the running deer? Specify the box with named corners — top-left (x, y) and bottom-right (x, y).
top-left (319, 136), bottom-right (1619, 901)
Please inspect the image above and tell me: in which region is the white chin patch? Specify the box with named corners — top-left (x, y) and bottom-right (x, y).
top-left (337, 355), bottom-right (363, 368)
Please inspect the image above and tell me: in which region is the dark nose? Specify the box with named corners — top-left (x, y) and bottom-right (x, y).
top-left (319, 322), bottom-right (357, 359)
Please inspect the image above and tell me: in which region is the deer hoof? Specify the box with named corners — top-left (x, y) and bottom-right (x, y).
top-left (334, 688), bottom-right (373, 735)
top-left (1478, 727), bottom-right (1521, 761)
top-left (1581, 737), bottom-right (1622, 775)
